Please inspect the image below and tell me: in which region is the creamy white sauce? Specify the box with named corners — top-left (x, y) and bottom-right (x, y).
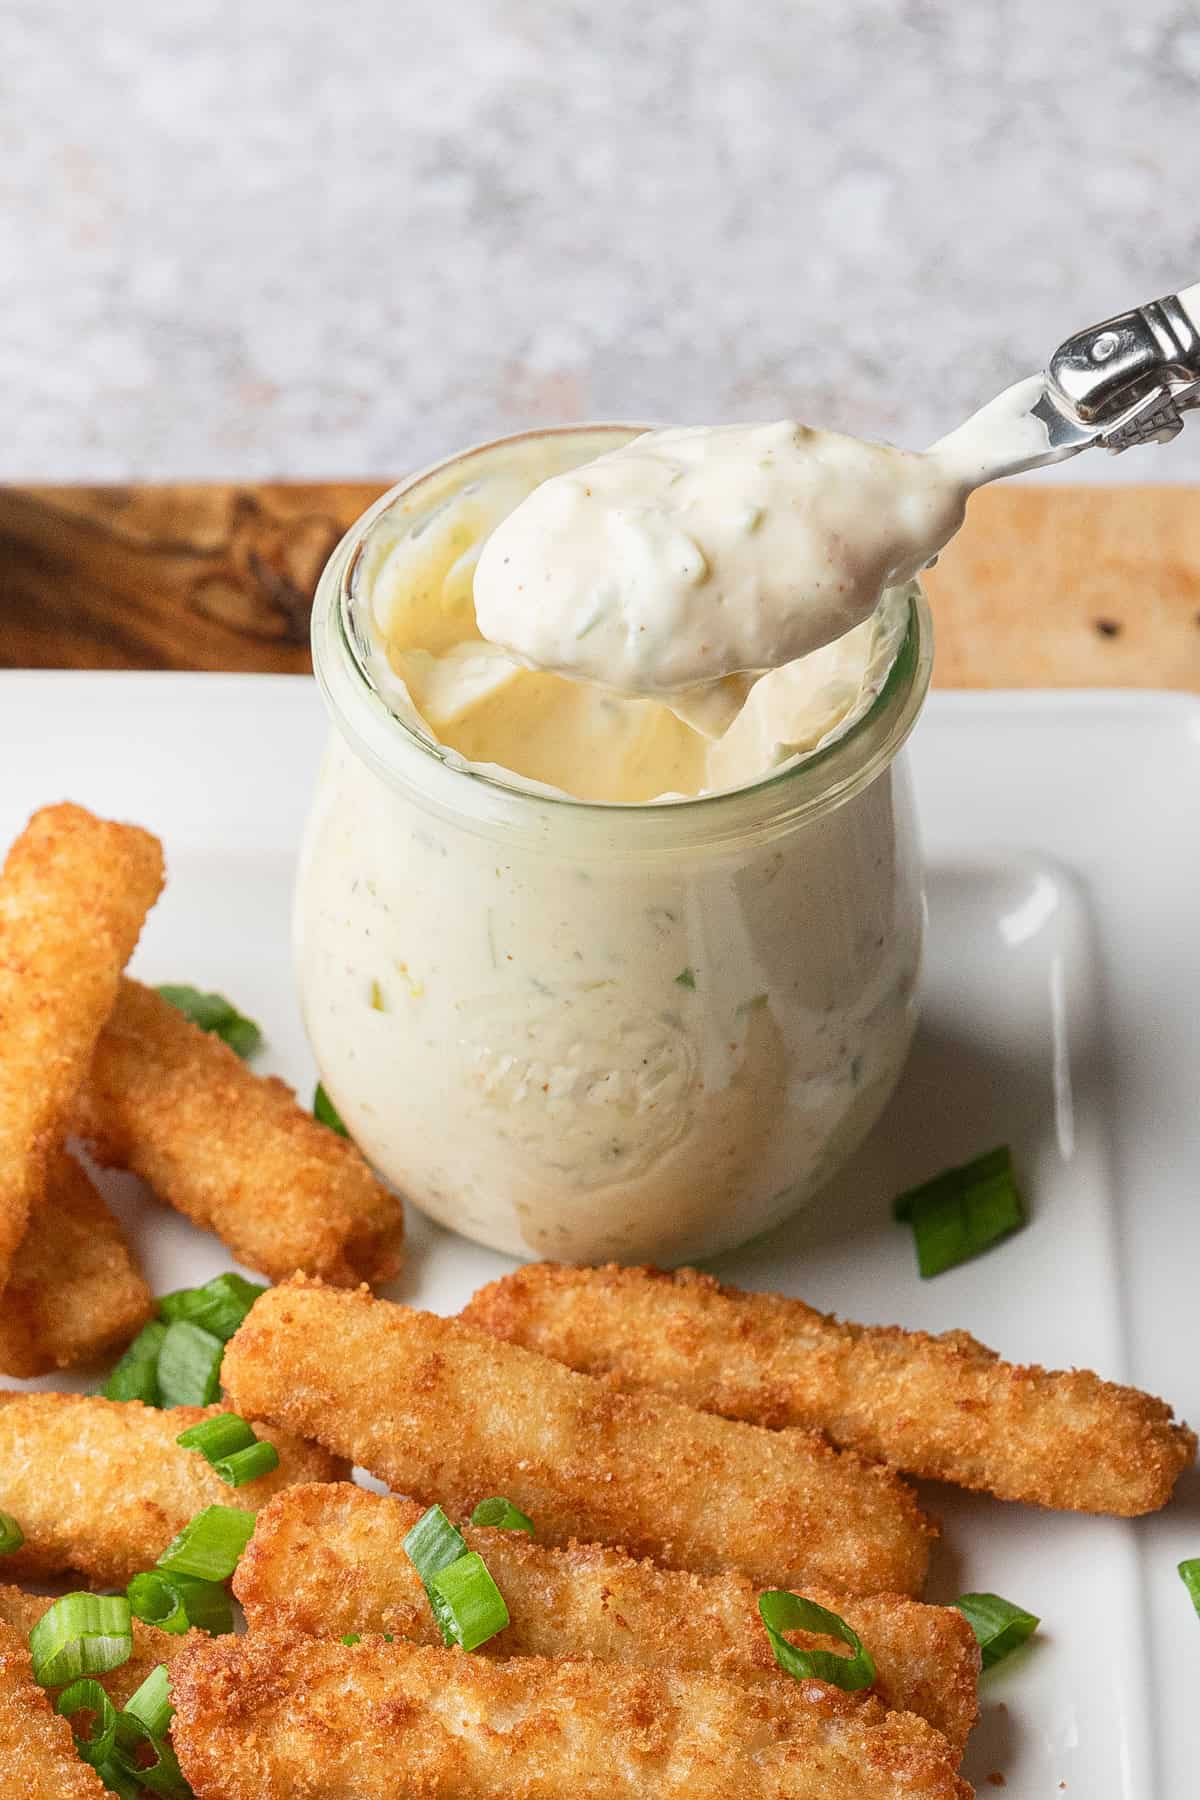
top-left (360, 428), bottom-right (913, 805)
top-left (473, 420), bottom-right (967, 696)
top-left (296, 423), bottom-right (934, 1262)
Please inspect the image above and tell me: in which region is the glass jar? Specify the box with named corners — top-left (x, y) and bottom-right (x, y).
top-left (296, 427), bottom-right (933, 1264)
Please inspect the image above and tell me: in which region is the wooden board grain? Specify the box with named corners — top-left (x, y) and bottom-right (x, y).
top-left (2, 480), bottom-right (1200, 687)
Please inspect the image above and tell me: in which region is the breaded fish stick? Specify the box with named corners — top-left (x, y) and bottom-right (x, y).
top-left (0, 803), bottom-right (163, 1288)
top-left (170, 1629), bottom-right (970, 1800)
top-left (0, 1619), bottom-right (108, 1799)
top-left (0, 1392), bottom-right (346, 1587)
top-left (236, 1482), bottom-right (979, 1754)
top-left (222, 1279), bottom-right (933, 1597)
top-left (75, 979), bottom-right (404, 1287)
top-left (0, 1585), bottom-right (203, 1709)
top-left (0, 1151), bottom-right (152, 1378)
top-left (463, 1263), bottom-right (1196, 1516)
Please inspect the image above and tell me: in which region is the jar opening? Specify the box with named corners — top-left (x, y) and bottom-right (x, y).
top-left (311, 427), bottom-right (934, 849)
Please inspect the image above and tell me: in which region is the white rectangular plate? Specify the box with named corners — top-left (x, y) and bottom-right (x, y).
top-left (3, 672), bottom-right (1198, 1796)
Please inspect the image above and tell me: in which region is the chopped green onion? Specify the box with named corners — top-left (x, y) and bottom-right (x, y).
top-left (405, 1504), bottom-right (509, 1649)
top-left (175, 1409), bottom-right (278, 1486)
top-left (155, 1506), bottom-right (256, 1582)
top-left (313, 1081), bottom-right (349, 1137)
top-left (0, 1511), bottom-right (23, 1554)
top-left (469, 1497), bottom-right (535, 1537)
top-left (95, 1758), bottom-right (144, 1799)
top-left (757, 1591), bottom-right (877, 1691)
top-left (102, 1321), bottom-right (168, 1405)
top-left (403, 1504), bottom-right (468, 1588)
top-left (29, 1593), bottom-right (133, 1687)
top-left (127, 1571), bottom-right (232, 1638)
top-left (212, 1441), bottom-right (280, 1488)
top-left (156, 985), bottom-right (262, 1059)
top-left (428, 1551), bottom-right (510, 1651)
top-left (127, 1572), bottom-right (189, 1636)
top-left (57, 1679), bottom-right (118, 1768)
top-left (954, 1592), bottom-right (1040, 1669)
top-left (120, 1663), bottom-right (173, 1740)
top-left (158, 1274), bottom-right (266, 1342)
top-left (340, 1633), bottom-right (361, 1645)
top-left (176, 1413), bottom-right (256, 1461)
top-left (893, 1146), bottom-right (1025, 1277)
top-left (1178, 1559), bottom-right (1200, 1617)
top-left (112, 1664), bottom-right (191, 1797)
top-left (674, 967), bottom-right (696, 990)
top-left (156, 1321), bottom-right (224, 1408)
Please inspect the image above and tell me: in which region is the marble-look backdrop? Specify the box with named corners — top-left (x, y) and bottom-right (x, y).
top-left (5, 0), bottom-right (1200, 479)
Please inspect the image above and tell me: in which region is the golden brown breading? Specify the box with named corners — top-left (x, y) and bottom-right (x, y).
top-left (0, 1392), bottom-right (347, 1588)
top-left (0, 1618), bottom-right (108, 1798)
top-left (462, 1263), bottom-right (1196, 1516)
top-left (235, 1482), bottom-right (979, 1754)
top-left (0, 1584), bottom-right (204, 1709)
top-left (0, 803), bottom-right (164, 1291)
top-left (170, 1628), bottom-right (971, 1800)
top-left (0, 1150), bottom-right (152, 1378)
top-left (222, 1278), bottom-right (933, 1598)
top-left (75, 978), bottom-right (404, 1287)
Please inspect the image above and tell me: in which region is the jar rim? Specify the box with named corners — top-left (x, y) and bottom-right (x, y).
top-left (311, 425), bottom-right (934, 854)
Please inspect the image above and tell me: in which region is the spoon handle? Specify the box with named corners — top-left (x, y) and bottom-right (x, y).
top-left (930, 281), bottom-right (1200, 489)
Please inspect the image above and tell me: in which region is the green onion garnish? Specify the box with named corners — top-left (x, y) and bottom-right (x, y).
top-left (211, 1441), bottom-right (279, 1487)
top-left (56, 1679), bottom-right (119, 1768)
top-left (176, 1413), bottom-right (256, 1461)
top-left (340, 1633), bottom-right (361, 1645)
top-left (127, 1571), bottom-right (232, 1638)
top-left (112, 1664), bottom-right (191, 1797)
top-left (403, 1504), bottom-right (509, 1650)
top-left (127, 1572), bottom-right (190, 1637)
top-left (156, 1321), bottom-right (224, 1408)
top-left (469, 1497), bottom-right (536, 1536)
top-left (954, 1592), bottom-right (1040, 1668)
top-left (28, 1593), bottom-right (133, 1687)
top-left (0, 1511), bottom-right (23, 1554)
top-left (428, 1551), bottom-right (510, 1651)
top-left (674, 968), bottom-right (696, 990)
top-left (158, 1274), bottom-right (266, 1342)
top-left (402, 1503), bottom-right (468, 1585)
top-left (313, 1081), bottom-right (349, 1137)
top-left (95, 1760), bottom-right (143, 1800)
top-left (156, 985), bottom-right (262, 1059)
top-left (155, 1506), bottom-right (256, 1583)
top-left (757, 1591), bottom-right (877, 1691)
top-left (893, 1146), bottom-right (1025, 1277)
top-left (1178, 1559), bottom-right (1200, 1616)
top-left (175, 1411), bottom-right (279, 1487)
top-left (102, 1321), bottom-right (168, 1405)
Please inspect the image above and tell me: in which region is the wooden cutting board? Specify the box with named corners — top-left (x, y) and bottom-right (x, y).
top-left (2, 481), bottom-right (1199, 687)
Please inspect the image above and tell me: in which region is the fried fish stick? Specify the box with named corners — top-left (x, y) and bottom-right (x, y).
top-left (170, 1629), bottom-right (970, 1800)
top-left (236, 1482), bottom-right (979, 1754)
top-left (75, 978), bottom-right (404, 1287)
top-left (0, 1392), bottom-right (347, 1588)
top-left (0, 1150), bottom-right (152, 1378)
top-left (0, 1585), bottom-right (204, 1708)
top-left (0, 803), bottom-right (164, 1288)
top-left (222, 1278), bottom-right (933, 1597)
top-left (0, 1620), bottom-right (108, 1799)
top-left (464, 1264), bottom-right (1196, 1516)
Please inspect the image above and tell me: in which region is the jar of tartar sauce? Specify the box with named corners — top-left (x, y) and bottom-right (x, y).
top-left (296, 427), bottom-right (932, 1264)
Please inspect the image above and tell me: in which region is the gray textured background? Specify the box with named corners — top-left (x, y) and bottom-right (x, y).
top-left (5, 0), bottom-right (1200, 481)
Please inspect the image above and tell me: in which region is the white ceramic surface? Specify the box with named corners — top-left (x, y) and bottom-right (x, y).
top-left (2, 671), bottom-right (1198, 1795)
